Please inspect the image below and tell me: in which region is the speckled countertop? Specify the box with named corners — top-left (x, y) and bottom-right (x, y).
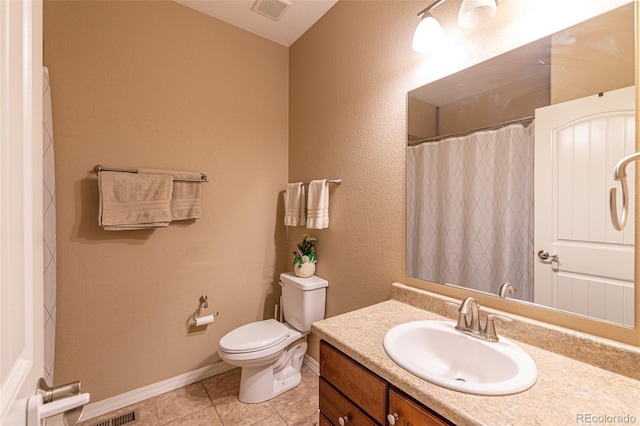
top-left (311, 283), bottom-right (640, 426)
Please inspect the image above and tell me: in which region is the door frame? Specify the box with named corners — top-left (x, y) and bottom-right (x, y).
top-left (1, 0), bottom-right (44, 423)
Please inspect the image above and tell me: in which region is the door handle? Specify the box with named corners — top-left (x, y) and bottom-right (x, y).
top-left (27, 378), bottom-right (90, 426)
top-left (537, 250), bottom-right (558, 260)
top-left (537, 250), bottom-right (559, 270)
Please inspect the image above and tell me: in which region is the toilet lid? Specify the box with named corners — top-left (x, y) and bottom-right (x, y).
top-left (219, 319), bottom-right (290, 353)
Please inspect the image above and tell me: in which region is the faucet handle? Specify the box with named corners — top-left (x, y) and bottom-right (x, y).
top-left (484, 314), bottom-right (512, 342)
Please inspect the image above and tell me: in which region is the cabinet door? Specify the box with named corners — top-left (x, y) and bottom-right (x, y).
top-left (389, 388), bottom-right (452, 426)
top-left (320, 413), bottom-right (332, 426)
top-left (319, 378), bottom-right (377, 426)
top-left (320, 341), bottom-right (387, 424)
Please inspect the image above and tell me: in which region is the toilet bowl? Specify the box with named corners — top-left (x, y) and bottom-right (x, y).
top-left (219, 320), bottom-right (307, 403)
top-left (218, 273), bottom-right (328, 403)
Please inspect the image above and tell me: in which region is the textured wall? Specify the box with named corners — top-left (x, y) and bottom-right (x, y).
top-left (45, 0), bottom-right (639, 403)
top-left (44, 0), bottom-right (289, 401)
top-left (289, 0), bottom-right (639, 355)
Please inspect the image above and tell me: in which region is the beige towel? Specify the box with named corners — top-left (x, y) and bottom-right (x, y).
top-left (284, 182), bottom-right (306, 226)
top-left (139, 169), bottom-right (202, 220)
top-left (306, 179), bottom-right (329, 229)
top-left (98, 171), bottom-right (173, 230)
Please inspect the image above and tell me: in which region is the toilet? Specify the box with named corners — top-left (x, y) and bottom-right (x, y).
top-left (218, 272), bottom-right (328, 403)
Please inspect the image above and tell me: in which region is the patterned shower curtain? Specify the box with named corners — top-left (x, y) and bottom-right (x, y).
top-left (407, 123), bottom-right (535, 301)
top-left (43, 67), bottom-right (57, 385)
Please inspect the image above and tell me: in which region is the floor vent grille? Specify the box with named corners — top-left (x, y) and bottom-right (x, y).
top-left (92, 409), bottom-right (139, 426)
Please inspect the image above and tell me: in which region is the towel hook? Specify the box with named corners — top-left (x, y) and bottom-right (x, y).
top-left (610, 152), bottom-right (640, 231)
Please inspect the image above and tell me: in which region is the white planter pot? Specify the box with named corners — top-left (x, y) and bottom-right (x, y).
top-left (294, 261), bottom-right (316, 278)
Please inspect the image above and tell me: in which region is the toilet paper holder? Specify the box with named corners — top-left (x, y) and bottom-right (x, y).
top-left (191, 295), bottom-right (219, 324)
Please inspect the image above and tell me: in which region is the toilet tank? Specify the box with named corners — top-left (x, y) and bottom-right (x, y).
top-left (280, 272), bottom-right (328, 332)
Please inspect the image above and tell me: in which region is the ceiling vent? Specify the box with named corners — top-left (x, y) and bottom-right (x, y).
top-left (251, 0), bottom-right (292, 21)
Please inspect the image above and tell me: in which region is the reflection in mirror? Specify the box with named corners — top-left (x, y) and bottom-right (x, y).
top-left (406, 3), bottom-right (635, 327)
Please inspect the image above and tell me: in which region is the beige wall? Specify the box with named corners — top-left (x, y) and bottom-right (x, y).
top-left (289, 3), bottom-right (410, 360)
top-left (551, 3), bottom-right (635, 104)
top-left (407, 96), bottom-right (437, 140)
top-left (408, 75), bottom-right (549, 141)
top-left (44, 0), bottom-right (289, 401)
top-left (436, 75), bottom-right (549, 136)
top-left (46, 0), bottom-right (639, 404)
top-left (290, 0), bottom-right (640, 361)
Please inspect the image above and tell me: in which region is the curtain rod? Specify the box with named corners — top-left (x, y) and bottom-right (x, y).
top-left (94, 165), bottom-right (208, 183)
top-left (408, 115), bottom-right (535, 146)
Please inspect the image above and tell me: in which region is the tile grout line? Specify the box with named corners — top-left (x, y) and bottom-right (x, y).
top-left (80, 367), bottom-right (320, 426)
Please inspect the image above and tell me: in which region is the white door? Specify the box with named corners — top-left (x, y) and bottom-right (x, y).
top-left (1, 0), bottom-right (44, 424)
top-left (534, 86), bottom-right (635, 326)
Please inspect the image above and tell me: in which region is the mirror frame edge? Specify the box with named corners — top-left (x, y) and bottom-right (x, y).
top-left (403, 275), bottom-right (639, 346)
top-left (402, 1), bottom-right (640, 347)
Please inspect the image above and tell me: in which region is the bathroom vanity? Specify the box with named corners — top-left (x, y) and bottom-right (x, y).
top-left (319, 340), bottom-right (452, 425)
top-left (312, 283), bottom-right (640, 425)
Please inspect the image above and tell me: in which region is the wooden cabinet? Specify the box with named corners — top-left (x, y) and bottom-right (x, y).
top-left (320, 413), bottom-right (332, 426)
top-left (319, 378), bottom-right (378, 426)
top-left (319, 341), bottom-right (453, 426)
top-left (319, 340), bottom-right (387, 424)
top-left (388, 387), bottom-right (452, 426)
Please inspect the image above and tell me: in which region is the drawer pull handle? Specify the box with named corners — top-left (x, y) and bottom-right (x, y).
top-left (338, 415), bottom-right (350, 425)
top-left (387, 413), bottom-right (400, 425)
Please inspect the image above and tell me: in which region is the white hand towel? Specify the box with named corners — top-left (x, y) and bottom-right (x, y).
top-left (284, 182), bottom-right (306, 226)
top-left (306, 179), bottom-right (329, 229)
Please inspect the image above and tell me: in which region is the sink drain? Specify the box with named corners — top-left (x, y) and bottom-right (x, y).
top-left (455, 377), bottom-right (466, 382)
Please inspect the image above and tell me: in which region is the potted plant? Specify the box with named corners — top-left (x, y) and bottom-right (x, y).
top-left (293, 234), bottom-right (317, 278)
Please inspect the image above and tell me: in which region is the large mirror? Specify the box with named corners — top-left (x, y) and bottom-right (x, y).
top-left (407, 3), bottom-right (636, 327)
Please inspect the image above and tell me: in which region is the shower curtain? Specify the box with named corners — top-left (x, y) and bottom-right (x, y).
top-left (407, 123), bottom-right (535, 301)
top-left (43, 67), bottom-right (57, 385)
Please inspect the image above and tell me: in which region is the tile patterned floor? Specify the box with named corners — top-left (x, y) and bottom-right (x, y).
top-left (78, 366), bottom-right (319, 426)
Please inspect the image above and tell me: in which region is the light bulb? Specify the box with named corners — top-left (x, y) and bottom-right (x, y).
top-left (412, 12), bottom-right (444, 53)
top-left (458, 0), bottom-right (497, 28)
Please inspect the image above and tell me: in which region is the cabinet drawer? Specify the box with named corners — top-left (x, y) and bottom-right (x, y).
top-left (389, 387), bottom-right (454, 426)
top-left (319, 378), bottom-right (377, 426)
top-left (319, 413), bottom-right (332, 426)
top-left (320, 341), bottom-right (387, 424)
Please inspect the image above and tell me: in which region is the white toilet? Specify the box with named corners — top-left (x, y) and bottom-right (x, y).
top-left (218, 272), bottom-right (328, 403)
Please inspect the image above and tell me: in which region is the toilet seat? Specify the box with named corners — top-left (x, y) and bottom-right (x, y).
top-left (219, 319), bottom-right (290, 354)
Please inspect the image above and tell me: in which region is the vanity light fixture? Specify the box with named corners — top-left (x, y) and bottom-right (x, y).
top-left (412, 0), bottom-right (501, 52)
top-left (412, 0), bottom-right (446, 52)
top-left (458, 0), bottom-right (499, 28)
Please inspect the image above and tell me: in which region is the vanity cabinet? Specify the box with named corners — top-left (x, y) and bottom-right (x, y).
top-left (319, 341), bottom-right (453, 426)
top-left (388, 387), bottom-right (452, 426)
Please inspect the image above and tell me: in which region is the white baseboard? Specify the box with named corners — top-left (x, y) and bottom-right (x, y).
top-left (47, 356), bottom-right (319, 426)
top-left (46, 361), bottom-right (236, 426)
top-left (303, 353), bottom-right (319, 376)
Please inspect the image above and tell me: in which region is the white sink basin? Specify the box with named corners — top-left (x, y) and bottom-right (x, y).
top-left (383, 320), bottom-right (537, 395)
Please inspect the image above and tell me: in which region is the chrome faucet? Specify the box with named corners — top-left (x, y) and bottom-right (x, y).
top-left (457, 297), bottom-right (481, 333)
top-left (498, 282), bottom-right (516, 298)
top-left (446, 297), bottom-right (512, 342)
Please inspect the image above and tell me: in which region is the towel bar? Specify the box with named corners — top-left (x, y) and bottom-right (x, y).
top-left (303, 179), bottom-right (342, 186)
top-left (94, 164), bottom-right (208, 183)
